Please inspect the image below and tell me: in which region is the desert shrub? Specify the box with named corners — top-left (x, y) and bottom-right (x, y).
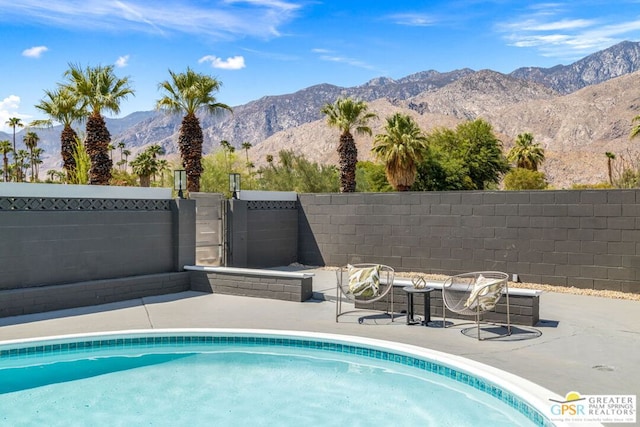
top-left (503, 168), bottom-right (547, 190)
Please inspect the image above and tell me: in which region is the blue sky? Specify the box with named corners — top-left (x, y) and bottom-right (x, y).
top-left (1, 0), bottom-right (640, 132)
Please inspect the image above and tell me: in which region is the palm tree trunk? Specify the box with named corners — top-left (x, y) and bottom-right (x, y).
top-left (179, 113), bottom-right (204, 192)
top-left (85, 113), bottom-right (113, 185)
top-left (61, 125), bottom-right (78, 177)
top-left (337, 132), bottom-right (357, 192)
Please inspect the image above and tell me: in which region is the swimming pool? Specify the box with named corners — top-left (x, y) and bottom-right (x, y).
top-left (0, 329), bottom-right (559, 426)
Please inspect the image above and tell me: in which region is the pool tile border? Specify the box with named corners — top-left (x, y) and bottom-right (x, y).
top-left (1, 335), bottom-right (553, 427)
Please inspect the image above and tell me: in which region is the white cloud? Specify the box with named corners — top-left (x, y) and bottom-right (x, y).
top-left (312, 48), bottom-right (374, 70)
top-left (0, 1), bottom-right (302, 40)
top-left (0, 95), bottom-right (23, 133)
top-left (387, 13), bottom-right (435, 27)
top-left (198, 55), bottom-right (246, 70)
top-left (496, 3), bottom-right (640, 59)
top-left (22, 45), bottom-right (48, 58)
top-left (115, 55), bottom-right (130, 67)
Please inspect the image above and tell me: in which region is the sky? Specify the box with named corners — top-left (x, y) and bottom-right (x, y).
top-left (1, 0), bottom-right (640, 133)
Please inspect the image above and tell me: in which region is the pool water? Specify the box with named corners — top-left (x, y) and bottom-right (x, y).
top-left (0, 332), bottom-right (550, 426)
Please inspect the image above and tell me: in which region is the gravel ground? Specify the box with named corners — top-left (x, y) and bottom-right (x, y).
top-left (395, 272), bottom-right (640, 301)
top-left (304, 265), bottom-right (640, 301)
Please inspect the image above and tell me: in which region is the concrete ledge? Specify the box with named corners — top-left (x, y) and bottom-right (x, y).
top-left (185, 265), bottom-right (314, 302)
top-left (0, 272), bottom-right (190, 318)
top-left (357, 280), bottom-right (541, 326)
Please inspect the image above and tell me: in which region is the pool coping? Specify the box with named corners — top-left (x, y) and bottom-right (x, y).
top-left (0, 328), bottom-right (602, 427)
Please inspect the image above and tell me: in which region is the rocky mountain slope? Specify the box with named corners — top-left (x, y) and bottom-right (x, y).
top-left (251, 70), bottom-right (640, 188)
top-left (4, 41), bottom-right (640, 188)
top-left (511, 41), bottom-right (640, 93)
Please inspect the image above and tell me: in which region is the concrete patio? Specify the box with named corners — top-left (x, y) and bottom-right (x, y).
top-left (0, 267), bottom-right (637, 426)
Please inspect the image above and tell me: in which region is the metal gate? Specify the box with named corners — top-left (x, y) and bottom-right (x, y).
top-left (190, 192), bottom-right (225, 266)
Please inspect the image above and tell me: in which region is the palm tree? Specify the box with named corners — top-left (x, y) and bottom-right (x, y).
top-left (130, 151), bottom-right (156, 187)
top-left (64, 63), bottom-right (134, 185)
top-left (15, 149), bottom-right (29, 182)
top-left (157, 159), bottom-right (169, 186)
top-left (0, 140), bottom-right (12, 181)
top-left (122, 149), bottom-right (131, 171)
top-left (605, 152), bottom-right (616, 185)
top-left (156, 67), bottom-right (232, 192)
top-left (5, 117), bottom-right (24, 180)
top-left (35, 87), bottom-right (86, 178)
top-left (22, 131), bottom-right (40, 181)
top-left (47, 169), bottom-right (57, 182)
top-left (146, 144), bottom-right (165, 183)
top-left (242, 141), bottom-right (252, 164)
top-left (117, 141), bottom-right (126, 167)
top-left (507, 132), bottom-right (545, 171)
top-left (220, 140), bottom-right (235, 172)
top-left (372, 113), bottom-right (427, 191)
top-left (321, 97), bottom-right (377, 192)
top-left (32, 148), bottom-right (44, 181)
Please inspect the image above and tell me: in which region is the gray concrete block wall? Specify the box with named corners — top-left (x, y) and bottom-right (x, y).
top-left (355, 284), bottom-right (539, 326)
top-left (298, 190), bottom-right (640, 293)
top-left (189, 271), bottom-right (312, 302)
top-left (228, 200), bottom-right (298, 268)
top-left (1, 209), bottom-right (174, 291)
top-left (0, 196), bottom-right (196, 317)
top-left (0, 272), bottom-right (190, 317)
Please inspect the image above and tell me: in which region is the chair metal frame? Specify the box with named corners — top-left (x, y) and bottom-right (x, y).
top-left (442, 271), bottom-right (511, 340)
top-left (335, 263), bottom-right (395, 322)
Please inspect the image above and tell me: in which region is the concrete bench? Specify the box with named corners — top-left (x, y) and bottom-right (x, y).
top-left (185, 265), bottom-right (315, 302)
top-left (356, 278), bottom-right (542, 326)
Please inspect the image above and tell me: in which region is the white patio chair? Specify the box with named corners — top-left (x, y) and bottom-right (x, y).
top-left (442, 271), bottom-right (511, 340)
top-left (335, 264), bottom-right (395, 322)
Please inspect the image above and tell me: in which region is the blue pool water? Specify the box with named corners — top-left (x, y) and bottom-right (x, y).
top-left (0, 331), bottom-right (553, 426)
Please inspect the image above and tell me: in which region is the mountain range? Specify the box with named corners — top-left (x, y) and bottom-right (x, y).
top-left (3, 40), bottom-right (640, 188)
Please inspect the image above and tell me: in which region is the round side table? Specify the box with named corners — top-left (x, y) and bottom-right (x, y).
top-left (403, 286), bottom-right (434, 326)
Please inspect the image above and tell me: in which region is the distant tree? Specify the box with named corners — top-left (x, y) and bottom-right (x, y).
top-left (5, 117), bottom-right (23, 180)
top-left (220, 140), bottom-right (235, 172)
top-left (256, 150), bottom-right (339, 193)
top-left (503, 168), bottom-right (547, 190)
top-left (22, 131), bottom-right (40, 181)
top-left (15, 149), bottom-right (29, 182)
top-left (146, 144), bottom-right (165, 183)
top-left (372, 113), bottom-right (427, 191)
top-left (130, 151), bottom-right (156, 187)
top-left (35, 87), bottom-right (86, 177)
top-left (450, 119), bottom-right (510, 189)
top-left (413, 144), bottom-right (470, 191)
top-left (605, 152), bottom-right (616, 185)
top-left (117, 141), bottom-right (126, 164)
top-left (157, 159), bottom-right (169, 186)
top-left (417, 119), bottom-right (509, 190)
top-left (32, 147), bottom-right (43, 181)
top-left (64, 64), bottom-right (134, 185)
top-left (321, 97), bottom-right (377, 192)
top-left (156, 67), bottom-right (232, 192)
top-left (122, 149), bottom-right (131, 171)
top-left (241, 141), bottom-right (252, 164)
top-left (356, 161), bottom-right (392, 192)
top-left (507, 132), bottom-right (545, 171)
top-left (0, 140), bottom-right (12, 181)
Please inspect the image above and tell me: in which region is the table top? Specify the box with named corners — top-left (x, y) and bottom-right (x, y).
top-left (402, 286), bottom-right (435, 293)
